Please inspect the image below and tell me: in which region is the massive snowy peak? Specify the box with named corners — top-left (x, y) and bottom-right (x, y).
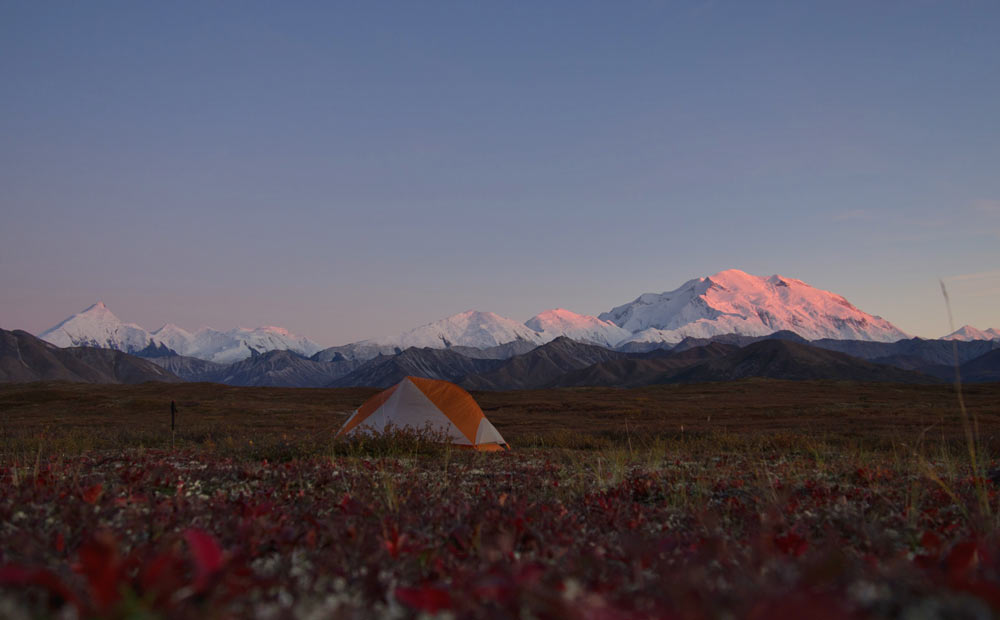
top-left (943, 325), bottom-right (1000, 341)
top-left (39, 303), bottom-right (152, 352)
top-left (39, 304), bottom-right (323, 363)
top-left (525, 308), bottom-right (631, 347)
top-left (363, 310), bottom-right (545, 351)
top-left (601, 269), bottom-right (909, 346)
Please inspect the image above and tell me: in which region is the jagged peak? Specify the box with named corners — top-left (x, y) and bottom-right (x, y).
top-left (81, 301), bottom-right (114, 314)
top-left (152, 322), bottom-right (191, 334)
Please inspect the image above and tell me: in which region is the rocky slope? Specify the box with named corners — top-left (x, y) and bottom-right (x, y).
top-left (1, 329), bottom-right (180, 384)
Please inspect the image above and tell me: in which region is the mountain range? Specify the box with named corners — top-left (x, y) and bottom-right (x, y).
top-left (38, 269), bottom-right (965, 366)
top-left (943, 325), bottom-right (1000, 342)
top-left (23, 268), bottom-right (999, 389)
top-left (5, 326), bottom-right (1000, 388)
top-left (38, 302), bottom-right (324, 364)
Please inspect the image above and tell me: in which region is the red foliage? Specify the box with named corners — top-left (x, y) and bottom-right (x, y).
top-left (1, 450), bottom-right (999, 618)
top-left (774, 531), bottom-right (809, 557)
top-left (395, 584), bottom-right (452, 612)
top-left (184, 528), bottom-right (224, 591)
top-left (81, 484), bottom-right (103, 504)
top-left (75, 532), bottom-right (125, 610)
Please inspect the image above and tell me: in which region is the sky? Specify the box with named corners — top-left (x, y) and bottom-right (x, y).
top-left (1, 1), bottom-right (998, 345)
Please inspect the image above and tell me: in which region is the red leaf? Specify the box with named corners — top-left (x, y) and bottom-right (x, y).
top-left (920, 531), bottom-right (942, 554)
top-left (774, 532), bottom-right (809, 557)
top-left (382, 525), bottom-right (408, 559)
top-left (139, 553), bottom-right (187, 607)
top-left (140, 554), bottom-right (178, 591)
top-left (184, 528), bottom-right (223, 590)
top-left (81, 484), bottom-right (103, 504)
top-left (54, 532), bottom-right (65, 553)
top-left (75, 533), bottom-right (123, 611)
top-left (395, 585), bottom-right (452, 613)
top-left (947, 541), bottom-right (979, 581)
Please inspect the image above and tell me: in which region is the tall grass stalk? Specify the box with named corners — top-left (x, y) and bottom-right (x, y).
top-left (937, 280), bottom-right (991, 522)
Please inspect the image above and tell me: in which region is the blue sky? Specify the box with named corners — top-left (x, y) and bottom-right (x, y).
top-left (2, 1), bottom-right (998, 344)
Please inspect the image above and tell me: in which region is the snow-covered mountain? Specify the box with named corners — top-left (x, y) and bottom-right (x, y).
top-left (315, 311), bottom-right (544, 362)
top-left (601, 269), bottom-right (909, 346)
top-left (943, 325), bottom-right (1000, 341)
top-left (149, 325), bottom-right (324, 364)
top-left (40, 269), bottom-right (916, 367)
top-left (317, 310), bottom-right (624, 361)
top-left (148, 323), bottom-right (195, 354)
top-left (239, 327), bottom-right (323, 357)
top-left (316, 309), bottom-right (626, 362)
top-left (364, 310), bottom-right (545, 351)
top-left (525, 308), bottom-right (631, 348)
top-left (311, 271), bottom-right (914, 361)
top-left (38, 303), bottom-right (322, 364)
top-left (39, 303), bottom-right (153, 352)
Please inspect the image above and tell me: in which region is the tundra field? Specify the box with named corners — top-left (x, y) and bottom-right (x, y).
top-left (2, 380), bottom-right (1000, 618)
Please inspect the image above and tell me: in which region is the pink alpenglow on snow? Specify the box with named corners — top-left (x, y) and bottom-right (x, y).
top-left (36, 269), bottom-right (914, 363)
top-left (601, 269), bottom-right (909, 345)
top-left (943, 325), bottom-right (1000, 341)
top-left (525, 308), bottom-right (631, 348)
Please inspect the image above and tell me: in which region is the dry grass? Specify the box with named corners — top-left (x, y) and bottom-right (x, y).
top-left (1, 379), bottom-right (999, 463)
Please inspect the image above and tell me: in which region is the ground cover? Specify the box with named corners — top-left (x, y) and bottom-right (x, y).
top-left (1, 381), bottom-right (999, 618)
top-left (1, 442), bottom-right (1000, 618)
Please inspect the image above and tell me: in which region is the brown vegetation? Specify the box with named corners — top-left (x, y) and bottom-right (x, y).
top-left (1, 380), bottom-right (998, 459)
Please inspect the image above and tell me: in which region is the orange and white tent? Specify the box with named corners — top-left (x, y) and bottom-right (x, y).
top-left (336, 376), bottom-right (509, 451)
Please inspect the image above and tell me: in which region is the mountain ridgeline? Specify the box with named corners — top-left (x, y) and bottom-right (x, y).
top-left (137, 334), bottom-right (1000, 388)
top-left (42, 269), bottom-right (987, 368)
top-left (17, 268), bottom-right (999, 388)
top-left (4, 327), bottom-right (1000, 388)
top-left (0, 329), bottom-right (180, 384)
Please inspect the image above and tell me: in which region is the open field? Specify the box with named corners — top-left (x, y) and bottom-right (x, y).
top-left (2, 380), bottom-right (1000, 618)
top-left (2, 380), bottom-right (1000, 458)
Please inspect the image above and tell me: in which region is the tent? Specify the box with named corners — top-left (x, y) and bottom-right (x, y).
top-left (336, 376), bottom-right (509, 451)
